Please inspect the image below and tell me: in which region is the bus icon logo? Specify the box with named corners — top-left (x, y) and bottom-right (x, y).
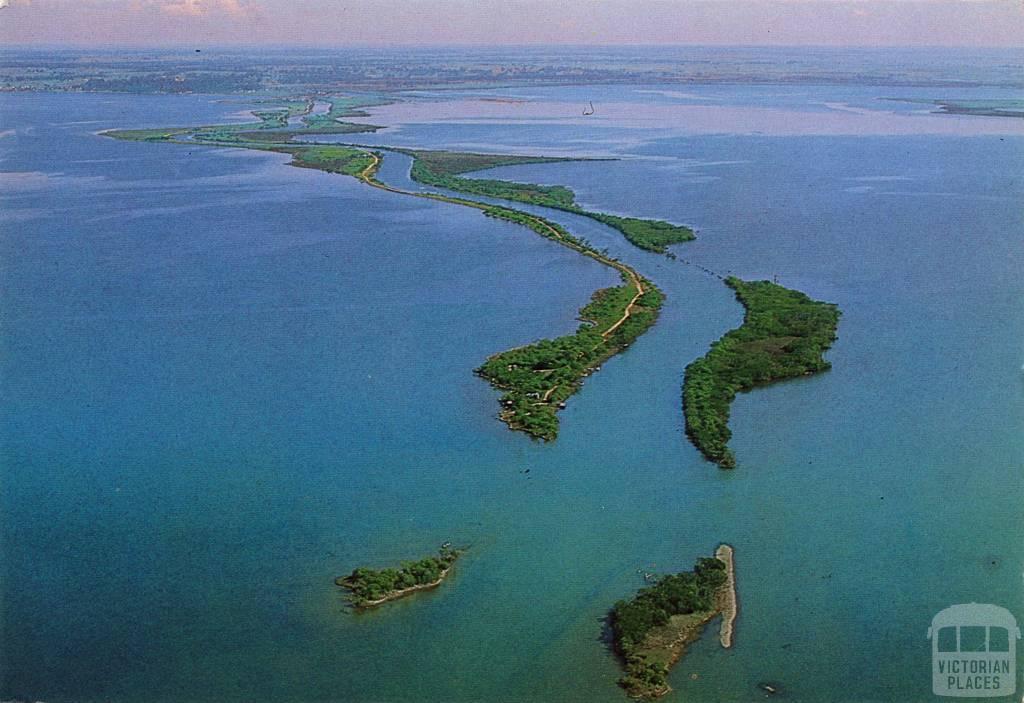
top-left (929, 603), bottom-right (1020, 697)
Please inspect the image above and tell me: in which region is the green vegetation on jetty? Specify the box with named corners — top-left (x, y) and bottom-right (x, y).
top-left (302, 95), bottom-right (389, 131)
top-left (105, 102), bottom-right (843, 456)
top-left (189, 102), bottom-right (379, 143)
top-left (584, 213), bottom-right (693, 253)
top-left (104, 94), bottom-right (381, 145)
top-left (103, 108), bottom-right (667, 442)
top-left (404, 149), bottom-right (695, 253)
top-left (282, 145), bottom-right (376, 176)
top-left (106, 103), bottom-right (306, 142)
top-left (684, 278), bottom-right (840, 468)
top-left (477, 270), bottom-right (662, 440)
top-left (610, 551), bottom-right (731, 699)
top-left (108, 116), bottom-right (692, 253)
top-left (408, 149), bottom-right (576, 178)
top-left (105, 122), bottom-right (376, 178)
top-left (250, 109), bottom-right (292, 128)
top-left (883, 97), bottom-right (1024, 119)
top-left (408, 149), bottom-right (577, 207)
top-left (474, 204), bottom-right (662, 440)
top-left (102, 126), bottom-right (197, 142)
top-left (336, 546), bottom-right (462, 608)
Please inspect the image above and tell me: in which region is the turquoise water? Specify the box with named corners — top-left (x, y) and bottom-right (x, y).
top-left (2, 79), bottom-right (1022, 703)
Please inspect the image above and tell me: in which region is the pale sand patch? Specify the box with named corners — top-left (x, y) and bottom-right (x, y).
top-left (715, 544), bottom-right (737, 648)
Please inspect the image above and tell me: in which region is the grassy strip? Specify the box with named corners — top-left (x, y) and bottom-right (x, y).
top-left (245, 94), bottom-right (384, 134)
top-left (104, 117), bottom-right (376, 177)
top-left (683, 277), bottom-right (840, 469)
top-left (104, 95), bottom-right (380, 145)
top-left (336, 547), bottom-right (461, 608)
top-left (474, 206), bottom-right (663, 441)
top-left (280, 145), bottom-right (376, 176)
top-left (404, 149), bottom-right (695, 253)
top-left (251, 109), bottom-right (291, 128)
top-left (610, 555), bottom-right (728, 699)
top-left (302, 94), bottom-right (389, 131)
top-left (104, 106), bottom-right (296, 142)
top-left (882, 97), bottom-right (1024, 119)
top-left (102, 126), bottom-right (198, 141)
top-left (405, 149), bottom-right (576, 176)
top-left (289, 121), bottom-right (379, 135)
top-left (583, 213), bottom-right (694, 254)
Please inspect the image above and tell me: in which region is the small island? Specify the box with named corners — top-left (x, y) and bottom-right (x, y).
top-left (336, 546), bottom-right (462, 608)
top-left (610, 545), bottom-right (737, 700)
top-left (882, 97), bottom-right (1024, 120)
top-left (930, 98), bottom-right (1024, 119)
top-left (683, 277), bottom-right (841, 468)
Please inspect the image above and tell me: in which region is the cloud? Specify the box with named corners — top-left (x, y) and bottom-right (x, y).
top-left (160, 0), bottom-right (202, 16)
top-left (1, 0), bottom-right (1021, 47)
top-left (158, 0), bottom-right (255, 17)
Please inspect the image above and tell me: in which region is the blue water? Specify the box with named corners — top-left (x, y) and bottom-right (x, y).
top-left (2, 76), bottom-right (1022, 703)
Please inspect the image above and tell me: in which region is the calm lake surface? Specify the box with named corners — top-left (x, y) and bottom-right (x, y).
top-left (2, 74), bottom-right (1023, 702)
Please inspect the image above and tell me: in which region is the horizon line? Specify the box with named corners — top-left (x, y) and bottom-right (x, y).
top-left (2, 41), bottom-right (1023, 51)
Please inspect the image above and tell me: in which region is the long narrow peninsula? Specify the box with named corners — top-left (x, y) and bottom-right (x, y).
top-left (684, 278), bottom-right (841, 468)
top-left (402, 148), bottom-right (696, 253)
top-left (106, 99), bottom-right (842, 453)
top-left (474, 211), bottom-right (663, 440)
top-left (103, 100), bottom-right (666, 441)
top-left (337, 547), bottom-right (462, 608)
top-left (610, 546), bottom-right (737, 699)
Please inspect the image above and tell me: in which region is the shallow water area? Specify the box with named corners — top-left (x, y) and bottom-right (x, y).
top-left (349, 83), bottom-right (1024, 139)
top-left (2, 63), bottom-right (1023, 703)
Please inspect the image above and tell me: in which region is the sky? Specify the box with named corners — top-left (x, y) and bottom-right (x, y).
top-left (0, 0), bottom-right (1022, 47)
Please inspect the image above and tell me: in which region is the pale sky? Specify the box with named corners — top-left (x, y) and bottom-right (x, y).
top-left (1, 0), bottom-right (1022, 47)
